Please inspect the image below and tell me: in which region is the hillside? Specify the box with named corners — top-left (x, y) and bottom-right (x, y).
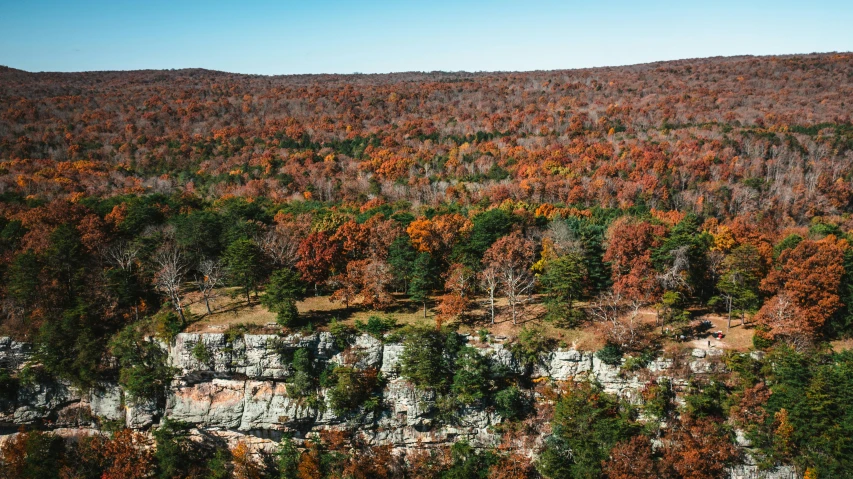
top-left (2, 53), bottom-right (853, 478)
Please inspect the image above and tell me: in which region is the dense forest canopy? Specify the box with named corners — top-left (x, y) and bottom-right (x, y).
top-left (2, 53), bottom-right (853, 479)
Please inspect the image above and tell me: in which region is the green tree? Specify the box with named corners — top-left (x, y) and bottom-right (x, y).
top-left (35, 300), bottom-right (107, 389)
top-left (152, 419), bottom-right (210, 479)
top-left (540, 252), bottom-right (588, 326)
top-left (451, 346), bottom-right (491, 405)
top-left (6, 251), bottom-right (40, 309)
top-left (713, 244), bottom-right (763, 329)
top-left (388, 235), bottom-right (417, 292)
top-left (409, 252), bottom-right (436, 318)
top-left (110, 323), bottom-right (177, 406)
top-left (399, 326), bottom-right (463, 391)
top-left (454, 209), bottom-right (515, 267)
top-left (223, 239), bottom-right (262, 303)
top-left (275, 436), bottom-right (300, 479)
top-left (262, 268), bottom-right (306, 327)
top-left (0, 429), bottom-right (65, 479)
top-left (537, 382), bottom-right (640, 479)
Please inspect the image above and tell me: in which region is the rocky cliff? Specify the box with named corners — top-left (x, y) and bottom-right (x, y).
top-left (0, 333), bottom-right (797, 478)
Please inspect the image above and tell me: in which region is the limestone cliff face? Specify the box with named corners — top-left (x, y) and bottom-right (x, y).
top-left (0, 333), bottom-right (796, 478)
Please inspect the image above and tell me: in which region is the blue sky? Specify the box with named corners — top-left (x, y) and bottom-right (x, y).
top-left (1, 0), bottom-right (851, 74)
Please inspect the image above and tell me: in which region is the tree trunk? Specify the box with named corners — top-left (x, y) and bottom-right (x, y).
top-left (727, 296), bottom-right (732, 330)
top-left (490, 295), bottom-right (495, 324)
top-left (205, 296), bottom-right (212, 315)
top-left (423, 301), bottom-right (427, 318)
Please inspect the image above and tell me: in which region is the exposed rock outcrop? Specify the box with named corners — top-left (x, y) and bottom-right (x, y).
top-left (0, 333), bottom-right (798, 478)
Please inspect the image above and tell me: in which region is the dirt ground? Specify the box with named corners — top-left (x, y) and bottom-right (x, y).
top-left (182, 287), bottom-right (602, 346)
top-left (684, 313), bottom-right (755, 352)
top-left (181, 287), bottom-right (755, 352)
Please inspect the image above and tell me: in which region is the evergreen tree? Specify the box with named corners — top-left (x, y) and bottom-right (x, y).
top-left (409, 252), bottom-right (436, 318)
top-left (541, 252), bottom-right (588, 326)
top-left (223, 239), bottom-right (262, 303)
top-left (388, 235), bottom-right (417, 292)
top-left (262, 268), bottom-right (306, 327)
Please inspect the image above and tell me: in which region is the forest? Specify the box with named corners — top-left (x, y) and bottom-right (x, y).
top-left (1, 53), bottom-right (853, 478)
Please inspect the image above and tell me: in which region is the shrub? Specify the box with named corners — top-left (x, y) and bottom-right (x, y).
top-left (510, 326), bottom-right (552, 367)
top-left (191, 341), bottom-right (213, 366)
top-left (355, 315), bottom-right (397, 339)
top-left (451, 347), bottom-right (491, 405)
top-left (326, 366), bottom-right (380, 416)
top-left (110, 324), bottom-right (177, 405)
top-left (287, 348), bottom-right (316, 399)
top-left (328, 320), bottom-right (356, 350)
top-left (494, 386), bottom-right (525, 420)
top-left (596, 342), bottom-right (623, 366)
top-left (152, 309), bottom-right (183, 342)
top-left (399, 326), bottom-right (463, 391)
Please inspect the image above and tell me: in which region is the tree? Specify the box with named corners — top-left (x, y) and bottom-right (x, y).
top-left (330, 258), bottom-right (395, 310)
top-left (97, 429), bottom-right (155, 479)
top-left (295, 232), bottom-right (340, 293)
top-left (588, 291), bottom-right (648, 351)
top-left (223, 238), bottom-right (262, 304)
top-left (603, 435), bottom-right (660, 479)
top-left (409, 252), bottom-right (436, 318)
top-left (276, 436), bottom-right (300, 479)
top-left (257, 226), bottom-right (300, 267)
top-left (152, 419), bottom-right (213, 479)
top-left (194, 258), bottom-right (224, 315)
top-left (388, 235), bottom-right (417, 292)
top-left (484, 232), bottom-right (536, 324)
top-left (713, 244), bottom-right (763, 329)
top-left (540, 252), bottom-right (588, 326)
top-left (0, 429), bottom-right (65, 479)
top-left (757, 235), bottom-right (848, 341)
top-left (659, 416), bottom-right (740, 479)
top-left (262, 268), bottom-right (306, 326)
top-left (603, 217), bottom-right (667, 303)
top-left (153, 244), bottom-right (189, 324)
top-left (110, 323), bottom-right (177, 406)
top-left (231, 442), bottom-right (263, 479)
top-left (399, 326), bottom-right (463, 391)
top-left (451, 346), bottom-right (490, 405)
top-left (479, 266), bottom-right (499, 324)
top-left (537, 382), bottom-right (640, 479)
top-left (455, 209), bottom-right (515, 267)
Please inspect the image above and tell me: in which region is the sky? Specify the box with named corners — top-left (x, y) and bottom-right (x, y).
top-left (1, 0), bottom-right (852, 75)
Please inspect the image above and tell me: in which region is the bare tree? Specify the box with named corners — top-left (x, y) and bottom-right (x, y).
top-left (479, 266), bottom-right (499, 324)
top-left (588, 291), bottom-right (646, 351)
top-left (154, 245), bottom-right (188, 324)
top-left (544, 220), bottom-right (584, 256)
top-left (195, 258), bottom-right (224, 315)
top-left (657, 245), bottom-right (691, 292)
top-left (484, 233), bottom-right (537, 325)
top-left (103, 241), bottom-right (140, 271)
top-left (256, 228), bottom-right (299, 267)
top-left (103, 241), bottom-right (142, 319)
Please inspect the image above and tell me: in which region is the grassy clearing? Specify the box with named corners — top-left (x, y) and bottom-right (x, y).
top-left (180, 287), bottom-right (754, 352)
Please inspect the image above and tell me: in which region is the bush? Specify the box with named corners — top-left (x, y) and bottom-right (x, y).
top-left (326, 366), bottom-right (381, 416)
top-left (399, 326), bottom-right (463, 391)
top-left (451, 347), bottom-right (491, 405)
top-left (287, 348), bottom-right (316, 399)
top-left (494, 386), bottom-right (525, 420)
top-left (328, 320), bottom-right (356, 350)
top-left (191, 341), bottom-right (213, 366)
top-left (355, 315), bottom-right (398, 339)
top-left (510, 326), bottom-right (553, 367)
top-left (596, 342), bottom-right (624, 366)
top-left (110, 324), bottom-right (177, 405)
top-left (152, 309), bottom-right (183, 342)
